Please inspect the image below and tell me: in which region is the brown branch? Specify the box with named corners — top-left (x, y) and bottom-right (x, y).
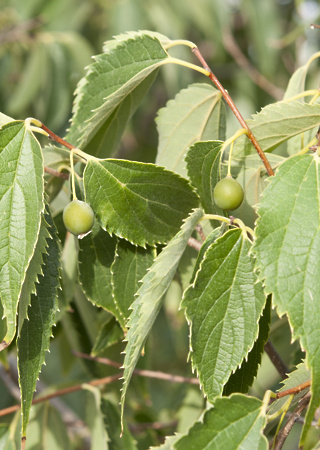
top-left (44, 166), bottom-right (69, 180)
top-left (0, 365), bottom-right (20, 402)
top-left (276, 380), bottom-right (311, 400)
top-left (222, 29), bottom-right (284, 100)
top-left (271, 392), bottom-right (311, 450)
top-left (187, 237), bottom-right (203, 252)
top-left (40, 123), bottom-right (76, 152)
top-left (195, 224), bottom-right (206, 242)
top-left (192, 47), bottom-right (274, 177)
top-left (0, 373), bottom-right (122, 418)
top-left (73, 351), bottom-right (200, 385)
top-left (264, 340), bottom-right (289, 380)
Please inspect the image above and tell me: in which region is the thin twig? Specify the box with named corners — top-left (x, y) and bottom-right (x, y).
top-left (276, 381), bottom-right (311, 400)
top-left (44, 166), bottom-right (69, 180)
top-left (222, 29), bottom-right (284, 100)
top-left (271, 392), bottom-right (311, 450)
top-left (41, 123), bottom-right (76, 152)
top-left (264, 340), bottom-right (289, 380)
top-left (187, 237), bottom-right (203, 252)
top-left (0, 365), bottom-right (20, 401)
top-left (192, 47), bottom-right (274, 177)
top-left (73, 351), bottom-right (200, 385)
top-left (0, 373), bottom-right (122, 418)
top-left (5, 356), bottom-right (91, 447)
top-left (283, 412), bottom-right (318, 427)
top-left (195, 225), bottom-right (206, 242)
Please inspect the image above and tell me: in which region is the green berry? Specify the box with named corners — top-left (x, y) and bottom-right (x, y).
top-left (63, 200), bottom-right (94, 235)
top-left (213, 176), bottom-right (244, 211)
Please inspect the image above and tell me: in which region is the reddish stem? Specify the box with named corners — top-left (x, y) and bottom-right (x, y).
top-left (41, 123), bottom-right (76, 151)
top-left (192, 47), bottom-right (274, 177)
top-left (276, 380), bottom-right (311, 399)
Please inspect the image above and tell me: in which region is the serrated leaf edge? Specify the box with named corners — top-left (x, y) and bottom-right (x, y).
top-left (182, 229), bottom-right (266, 396)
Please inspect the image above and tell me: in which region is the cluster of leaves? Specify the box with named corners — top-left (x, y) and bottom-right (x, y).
top-left (1, 29), bottom-right (320, 449)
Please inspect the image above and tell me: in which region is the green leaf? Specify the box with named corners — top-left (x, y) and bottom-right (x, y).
top-left (185, 140), bottom-right (223, 214)
top-left (223, 295), bottom-right (271, 396)
top-left (182, 229), bottom-right (266, 400)
top-left (150, 434), bottom-right (183, 449)
top-left (7, 43), bottom-right (47, 115)
top-left (111, 240), bottom-right (156, 329)
top-left (79, 225), bottom-right (119, 318)
top-left (17, 214), bottom-right (51, 334)
top-left (121, 208), bottom-right (204, 422)
top-left (101, 398), bottom-right (137, 450)
top-left (17, 206), bottom-right (61, 436)
top-left (253, 153), bottom-right (320, 443)
top-left (66, 32), bottom-right (169, 153)
top-left (174, 394), bottom-right (268, 450)
top-left (0, 113), bottom-right (14, 127)
top-left (91, 316), bottom-right (123, 356)
top-left (231, 153), bottom-right (285, 228)
top-left (84, 72), bottom-right (159, 159)
top-left (25, 403), bottom-right (71, 450)
top-left (0, 121), bottom-right (44, 349)
top-left (189, 226), bottom-right (225, 285)
top-left (59, 229), bottom-right (79, 308)
top-left (176, 389), bottom-right (204, 434)
top-left (42, 41), bottom-right (74, 132)
top-left (84, 159), bottom-right (199, 247)
top-left (283, 53), bottom-right (320, 156)
top-left (233, 102), bottom-right (320, 159)
top-left (156, 83), bottom-right (226, 177)
top-left (84, 386), bottom-right (109, 450)
top-left (283, 53), bottom-right (317, 100)
top-left (0, 411), bottom-right (21, 449)
top-left (242, 0), bottom-right (280, 79)
top-left (102, 30), bottom-right (174, 53)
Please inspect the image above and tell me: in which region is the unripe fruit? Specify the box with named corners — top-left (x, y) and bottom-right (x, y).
top-left (63, 200), bottom-right (94, 235)
top-left (213, 176), bottom-right (244, 211)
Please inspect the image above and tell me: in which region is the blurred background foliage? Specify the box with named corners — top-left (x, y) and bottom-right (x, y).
top-left (2, 0), bottom-right (320, 156)
top-left (1, 0), bottom-right (320, 448)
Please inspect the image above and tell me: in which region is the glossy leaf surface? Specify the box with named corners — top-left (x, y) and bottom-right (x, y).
top-left (66, 32), bottom-right (169, 155)
top-left (175, 394), bottom-right (267, 450)
top-left (84, 159), bottom-right (199, 246)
